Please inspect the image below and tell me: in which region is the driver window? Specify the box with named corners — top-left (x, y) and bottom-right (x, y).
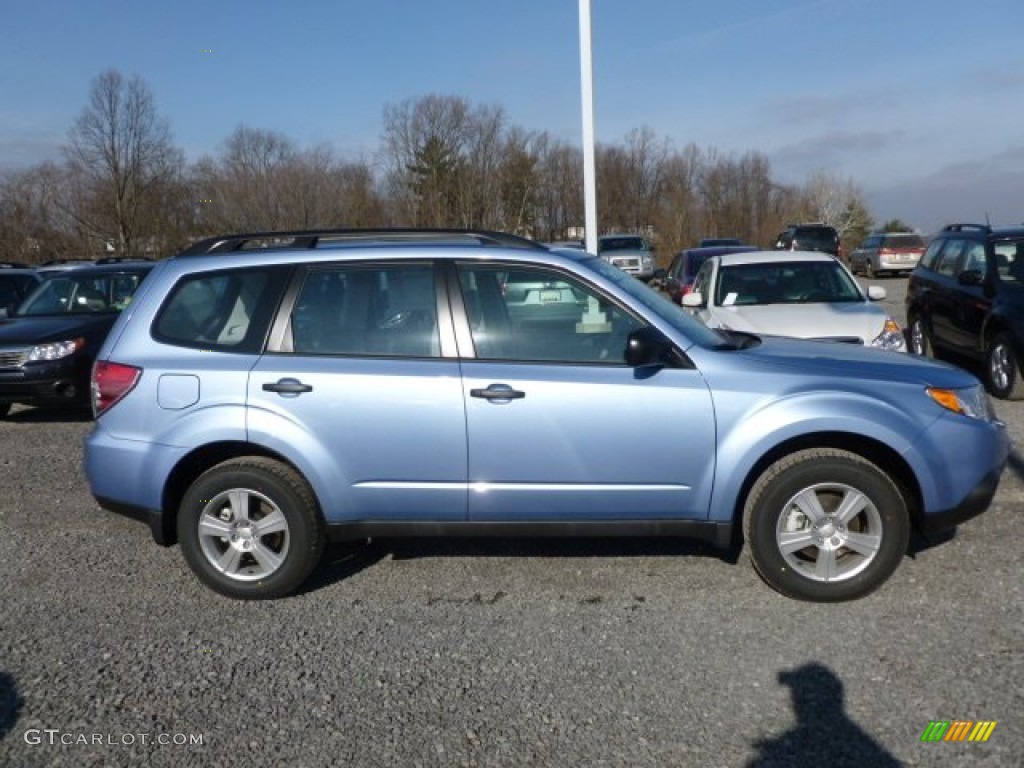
top-left (457, 264), bottom-right (642, 363)
top-left (960, 243), bottom-right (987, 275)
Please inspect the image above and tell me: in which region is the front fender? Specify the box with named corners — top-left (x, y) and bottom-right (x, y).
top-left (708, 390), bottom-right (939, 523)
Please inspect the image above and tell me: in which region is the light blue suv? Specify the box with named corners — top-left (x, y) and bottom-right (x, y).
top-left (84, 229), bottom-right (1010, 602)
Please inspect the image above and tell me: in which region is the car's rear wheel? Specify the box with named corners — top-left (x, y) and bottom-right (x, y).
top-left (0, 403), bottom-right (10, 418)
top-left (743, 449), bottom-right (909, 602)
top-left (907, 316), bottom-right (932, 357)
top-left (985, 332), bottom-right (1024, 400)
top-left (178, 457), bottom-right (325, 599)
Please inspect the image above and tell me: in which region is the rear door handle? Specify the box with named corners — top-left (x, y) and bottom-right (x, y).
top-left (262, 378), bottom-right (313, 395)
top-left (470, 384), bottom-right (525, 402)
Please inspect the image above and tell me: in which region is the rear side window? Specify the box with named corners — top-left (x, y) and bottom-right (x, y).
top-left (154, 267), bottom-right (286, 352)
top-left (289, 263), bottom-right (439, 357)
top-left (994, 241), bottom-right (1024, 284)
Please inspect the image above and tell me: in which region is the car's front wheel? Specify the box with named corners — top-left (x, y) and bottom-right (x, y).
top-left (743, 449), bottom-right (910, 602)
top-left (178, 457), bottom-right (325, 599)
top-left (985, 332), bottom-right (1024, 400)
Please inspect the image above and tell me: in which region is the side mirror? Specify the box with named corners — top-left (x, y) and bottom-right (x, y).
top-left (866, 285), bottom-right (887, 301)
top-left (681, 292), bottom-right (703, 308)
top-left (624, 326), bottom-right (672, 368)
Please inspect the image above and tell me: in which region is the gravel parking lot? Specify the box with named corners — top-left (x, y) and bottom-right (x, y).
top-left (2, 276), bottom-right (1021, 767)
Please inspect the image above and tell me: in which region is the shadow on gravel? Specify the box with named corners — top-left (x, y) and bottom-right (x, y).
top-left (1007, 447), bottom-right (1024, 483)
top-left (0, 671), bottom-right (24, 742)
top-left (300, 536), bottom-right (740, 596)
top-left (905, 526), bottom-right (957, 559)
top-left (745, 663), bottom-right (900, 768)
top-left (3, 406), bottom-right (92, 424)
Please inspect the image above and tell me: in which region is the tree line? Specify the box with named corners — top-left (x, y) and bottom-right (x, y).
top-left (0, 69), bottom-right (881, 266)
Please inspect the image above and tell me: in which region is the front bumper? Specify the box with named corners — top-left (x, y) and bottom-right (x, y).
top-left (918, 466), bottom-right (1005, 535)
top-left (914, 413), bottom-right (1010, 534)
top-left (0, 357), bottom-right (90, 407)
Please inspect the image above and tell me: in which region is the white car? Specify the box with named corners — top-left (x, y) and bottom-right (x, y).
top-left (682, 250), bottom-right (906, 352)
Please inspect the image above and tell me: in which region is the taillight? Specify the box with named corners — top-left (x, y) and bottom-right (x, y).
top-left (92, 361), bottom-right (142, 416)
top-left (682, 284), bottom-right (694, 295)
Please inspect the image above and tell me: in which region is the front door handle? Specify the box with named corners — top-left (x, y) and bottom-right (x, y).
top-left (262, 378), bottom-right (313, 395)
top-left (470, 383), bottom-right (525, 402)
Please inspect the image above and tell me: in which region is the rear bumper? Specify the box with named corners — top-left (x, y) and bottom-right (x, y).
top-left (94, 495), bottom-right (173, 545)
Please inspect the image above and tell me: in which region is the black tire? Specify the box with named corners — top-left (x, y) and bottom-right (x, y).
top-left (0, 403), bottom-right (10, 418)
top-left (743, 448), bottom-right (910, 602)
top-left (178, 457), bottom-right (325, 599)
top-left (907, 315), bottom-right (932, 358)
top-left (985, 332), bottom-right (1024, 400)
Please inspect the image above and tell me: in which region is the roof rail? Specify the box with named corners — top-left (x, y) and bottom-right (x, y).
top-left (39, 258), bottom-right (94, 266)
top-left (0, 261), bottom-right (30, 269)
top-left (941, 223), bottom-right (991, 233)
top-left (94, 256), bottom-right (153, 265)
top-left (177, 228), bottom-right (548, 257)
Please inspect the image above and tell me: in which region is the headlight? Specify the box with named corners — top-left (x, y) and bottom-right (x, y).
top-left (927, 384), bottom-right (996, 421)
top-left (871, 317), bottom-right (905, 351)
top-left (26, 337), bottom-right (84, 362)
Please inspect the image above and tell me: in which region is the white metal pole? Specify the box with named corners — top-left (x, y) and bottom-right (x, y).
top-left (579, 0), bottom-right (598, 254)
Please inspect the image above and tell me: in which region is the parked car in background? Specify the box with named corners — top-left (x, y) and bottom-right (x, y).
top-left (597, 234), bottom-right (656, 281)
top-left (0, 262), bottom-right (153, 417)
top-left (663, 244), bottom-right (758, 304)
top-left (682, 250), bottom-right (905, 351)
top-left (84, 228), bottom-right (1007, 604)
top-left (0, 266), bottom-right (42, 314)
top-left (773, 223), bottom-right (842, 261)
top-left (906, 223), bottom-right (1024, 399)
top-left (849, 232), bottom-right (926, 277)
top-left (699, 237), bottom-right (743, 247)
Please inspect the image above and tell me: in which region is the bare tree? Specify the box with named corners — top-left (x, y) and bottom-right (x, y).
top-left (799, 171), bottom-right (870, 239)
top-left (64, 70), bottom-right (183, 256)
top-left (533, 135), bottom-right (583, 241)
top-left (192, 126), bottom-right (383, 234)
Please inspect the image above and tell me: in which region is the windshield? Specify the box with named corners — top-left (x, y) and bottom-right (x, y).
top-left (715, 261), bottom-right (862, 306)
top-left (793, 229), bottom-right (838, 250)
top-left (580, 256), bottom-right (727, 347)
top-left (883, 234), bottom-right (924, 249)
top-left (599, 237), bottom-right (649, 253)
top-left (17, 271), bottom-right (148, 316)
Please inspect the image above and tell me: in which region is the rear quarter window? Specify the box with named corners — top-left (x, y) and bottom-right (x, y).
top-left (153, 266), bottom-right (289, 353)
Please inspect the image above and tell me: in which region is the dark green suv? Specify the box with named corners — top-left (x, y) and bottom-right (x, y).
top-left (905, 223), bottom-right (1024, 399)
